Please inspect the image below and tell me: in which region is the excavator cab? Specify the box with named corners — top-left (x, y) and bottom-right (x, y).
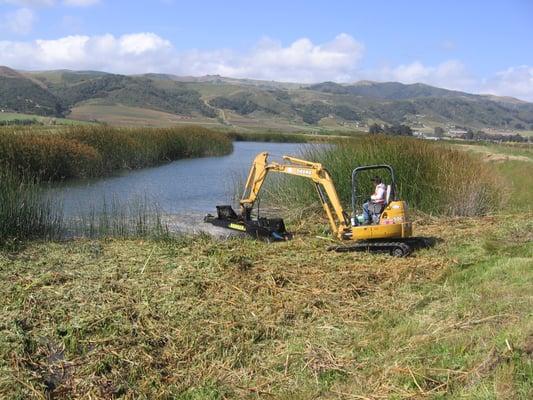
top-left (350, 164), bottom-right (397, 226)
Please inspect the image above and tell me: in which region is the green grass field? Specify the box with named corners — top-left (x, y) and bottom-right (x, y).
top-left (455, 142), bottom-right (532, 162)
top-left (68, 103), bottom-right (222, 128)
top-left (0, 112), bottom-right (91, 126)
top-left (452, 141), bottom-right (532, 212)
top-left (0, 139), bottom-right (531, 399)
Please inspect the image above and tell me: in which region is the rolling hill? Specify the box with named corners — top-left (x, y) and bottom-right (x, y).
top-left (1, 66), bottom-right (532, 131)
top-left (0, 66), bottom-right (65, 117)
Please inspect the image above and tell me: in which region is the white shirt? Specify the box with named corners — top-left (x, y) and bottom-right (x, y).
top-left (371, 183), bottom-right (386, 204)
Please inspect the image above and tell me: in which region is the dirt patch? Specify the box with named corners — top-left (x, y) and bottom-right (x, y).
top-left (162, 212), bottom-right (246, 238)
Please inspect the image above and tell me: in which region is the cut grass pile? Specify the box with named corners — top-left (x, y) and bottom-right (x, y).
top-left (0, 125), bottom-right (233, 181)
top-left (270, 135), bottom-right (506, 217)
top-left (0, 214), bottom-right (531, 398)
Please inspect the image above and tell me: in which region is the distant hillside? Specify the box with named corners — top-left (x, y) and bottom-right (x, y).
top-left (308, 81), bottom-right (475, 100)
top-left (0, 67), bottom-right (65, 116)
top-left (30, 70), bottom-right (217, 118)
top-left (1, 66), bottom-right (531, 131)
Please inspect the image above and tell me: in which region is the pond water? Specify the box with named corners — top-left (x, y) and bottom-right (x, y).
top-left (46, 141), bottom-right (308, 218)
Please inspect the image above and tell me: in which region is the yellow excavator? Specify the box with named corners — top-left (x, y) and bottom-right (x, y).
top-left (205, 152), bottom-right (426, 256)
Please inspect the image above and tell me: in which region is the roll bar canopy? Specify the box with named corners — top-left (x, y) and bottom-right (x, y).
top-left (351, 164), bottom-right (397, 216)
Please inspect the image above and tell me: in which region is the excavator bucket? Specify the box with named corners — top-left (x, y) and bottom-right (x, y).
top-left (204, 205), bottom-right (292, 241)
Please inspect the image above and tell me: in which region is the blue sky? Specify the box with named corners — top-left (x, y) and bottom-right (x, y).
top-left (1, 0), bottom-right (532, 100)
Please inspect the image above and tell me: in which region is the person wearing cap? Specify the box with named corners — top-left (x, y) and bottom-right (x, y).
top-left (362, 176), bottom-right (386, 224)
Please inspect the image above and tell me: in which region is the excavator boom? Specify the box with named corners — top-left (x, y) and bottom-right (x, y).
top-left (239, 152), bottom-right (349, 238)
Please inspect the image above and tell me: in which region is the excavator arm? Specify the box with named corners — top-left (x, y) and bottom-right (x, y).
top-left (239, 152), bottom-right (350, 238)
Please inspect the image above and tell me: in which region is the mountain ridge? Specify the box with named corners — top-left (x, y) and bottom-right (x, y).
top-left (1, 66), bottom-right (532, 130)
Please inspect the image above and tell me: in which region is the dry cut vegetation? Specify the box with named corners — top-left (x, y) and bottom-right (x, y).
top-left (0, 214), bottom-right (531, 398)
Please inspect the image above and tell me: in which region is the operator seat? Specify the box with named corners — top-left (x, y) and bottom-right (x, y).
top-left (385, 184), bottom-right (392, 205)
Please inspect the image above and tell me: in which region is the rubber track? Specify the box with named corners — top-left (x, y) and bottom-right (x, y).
top-left (328, 241), bottom-right (412, 257)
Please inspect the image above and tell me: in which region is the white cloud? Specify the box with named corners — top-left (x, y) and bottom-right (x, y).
top-left (0, 33), bottom-right (173, 73)
top-left (0, 32), bottom-right (364, 81)
top-left (176, 33), bottom-right (365, 82)
top-left (0, 0), bottom-right (99, 6)
top-left (4, 7), bottom-right (36, 34)
top-left (481, 66), bottom-right (533, 101)
top-left (370, 60), bottom-right (533, 101)
top-left (374, 60), bottom-right (476, 91)
top-left (63, 0), bottom-right (99, 6)
top-left (118, 32), bottom-right (171, 56)
top-left (0, 0), bottom-right (55, 6)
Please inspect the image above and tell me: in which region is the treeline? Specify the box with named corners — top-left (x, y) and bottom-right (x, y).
top-left (0, 118), bottom-right (43, 126)
top-left (462, 130), bottom-right (530, 143)
top-left (296, 102), bottom-right (360, 124)
top-left (228, 131), bottom-right (308, 143)
top-left (209, 92), bottom-right (287, 117)
top-left (209, 93), bottom-right (361, 124)
top-left (209, 94), bottom-right (259, 115)
top-left (368, 123), bottom-right (413, 136)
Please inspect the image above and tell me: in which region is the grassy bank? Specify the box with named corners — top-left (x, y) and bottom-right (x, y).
top-left (0, 125), bottom-right (233, 181)
top-left (0, 214), bottom-right (531, 399)
top-left (268, 136), bottom-right (505, 217)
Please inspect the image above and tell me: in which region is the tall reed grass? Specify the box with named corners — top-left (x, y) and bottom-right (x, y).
top-left (0, 166), bottom-right (170, 242)
top-left (0, 125), bottom-right (233, 181)
top-left (273, 136), bottom-right (505, 216)
top-left (67, 196), bottom-right (170, 239)
top-left (0, 168), bottom-right (63, 243)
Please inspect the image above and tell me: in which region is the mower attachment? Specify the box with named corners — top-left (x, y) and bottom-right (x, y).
top-left (204, 205), bottom-right (292, 241)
